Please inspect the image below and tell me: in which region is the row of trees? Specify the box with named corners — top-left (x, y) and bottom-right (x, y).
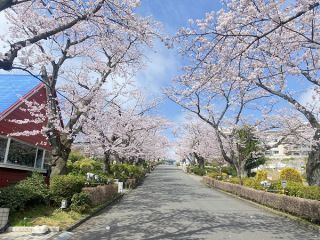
top-left (0, 0), bottom-right (169, 176)
top-left (170, 0), bottom-right (320, 185)
top-left (175, 117), bottom-right (266, 181)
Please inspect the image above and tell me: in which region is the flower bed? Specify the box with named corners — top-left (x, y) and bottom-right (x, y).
top-left (203, 176), bottom-right (320, 223)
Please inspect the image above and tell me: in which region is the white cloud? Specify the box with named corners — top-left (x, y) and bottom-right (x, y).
top-left (300, 87), bottom-right (320, 120)
top-left (134, 40), bottom-right (180, 97)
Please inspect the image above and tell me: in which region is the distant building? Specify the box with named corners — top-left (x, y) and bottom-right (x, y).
top-left (260, 131), bottom-right (311, 172)
top-left (0, 75), bottom-right (51, 187)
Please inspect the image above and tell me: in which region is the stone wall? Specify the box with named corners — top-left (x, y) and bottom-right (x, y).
top-left (82, 184), bottom-right (118, 206)
top-left (203, 176), bottom-right (320, 223)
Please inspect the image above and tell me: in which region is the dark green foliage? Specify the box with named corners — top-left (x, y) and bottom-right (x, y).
top-left (17, 172), bottom-right (49, 204)
top-left (221, 165), bottom-right (237, 176)
top-left (235, 126), bottom-right (266, 175)
top-left (0, 173), bottom-right (49, 212)
top-left (0, 186), bottom-right (30, 211)
top-left (70, 192), bottom-right (91, 213)
top-left (49, 175), bottom-right (86, 204)
top-left (190, 166), bottom-right (206, 176)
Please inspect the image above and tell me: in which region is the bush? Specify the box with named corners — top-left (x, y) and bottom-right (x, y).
top-left (70, 192), bottom-right (91, 213)
top-left (67, 158), bottom-right (103, 175)
top-left (0, 186), bottom-right (30, 212)
top-left (191, 166), bottom-right (206, 176)
top-left (50, 175), bottom-right (86, 205)
top-left (224, 177), bottom-right (241, 184)
top-left (279, 168), bottom-right (303, 183)
top-left (221, 165), bottom-right (237, 176)
top-left (111, 164), bottom-right (129, 182)
top-left (207, 172), bottom-right (228, 180)
top-left (255, 170), bottom-right (268, 182)
top-left (17, 172), bottom-right (49, 204)
top-left (243, 178), bottom-right (264, 190)
top-left (0, 173), bottom-right (49, 212)
top-left (68, 150), bottom-right (85, 163)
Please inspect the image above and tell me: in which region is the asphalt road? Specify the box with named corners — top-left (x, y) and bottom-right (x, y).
top-left (70, 165), bottom-right (320, 240)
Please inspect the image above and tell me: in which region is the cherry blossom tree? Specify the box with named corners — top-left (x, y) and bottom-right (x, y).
top-left (3, 0), bottom-right (157, 176)
top-left (174, 116), bottom-right (223, 168)
top-left (167, 63), bottom-right (273, 177)
top-left (0, 0), bottom-right (154, 71)
top-left (175, 0), bottom-right (320, 185)
top-left (80, 89), bottom-right (170, 172)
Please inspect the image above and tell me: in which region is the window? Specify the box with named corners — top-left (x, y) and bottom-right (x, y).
top-left (43, 151), bottom-right (52, 170)
top-left (0, 137), bottom-right (7, 163)
top-left (35, 149), bottom-right (44, 168)
top-left (7, 139), bottom-right (37, 167)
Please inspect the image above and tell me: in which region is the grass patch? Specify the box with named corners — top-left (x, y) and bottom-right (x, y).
top-left (9, 205), bottom-right (87, 230)
top-left (8, 198), bottom-right (117, 230)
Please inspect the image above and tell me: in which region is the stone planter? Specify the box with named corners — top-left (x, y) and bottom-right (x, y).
top-left (0, 208), bottom-right (10, 233)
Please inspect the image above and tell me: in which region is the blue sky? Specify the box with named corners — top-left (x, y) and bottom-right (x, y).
top-left (134, 0), bottom-right (222, 125)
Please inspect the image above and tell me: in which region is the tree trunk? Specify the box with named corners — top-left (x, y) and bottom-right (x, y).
top-left (235, 162), bottom-right (246, 185)
top-left (193, 152), bottom-right (205, 169)
top-left (198, 156), bottom-right (205, 169)
top-left (50, 155), bottom-right (68, 177)
top-left (104, 151), bottom-right (111, 173)
top-left (50, 143), bottom-right (70, 177)
top-left (306, 129), bottom-right (320, 186)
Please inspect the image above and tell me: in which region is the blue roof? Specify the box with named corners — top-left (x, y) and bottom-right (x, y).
top-left (0, 74), bottom-right (41, 113)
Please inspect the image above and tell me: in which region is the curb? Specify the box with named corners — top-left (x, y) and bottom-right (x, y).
top-left (66, 193), bottom-right (124, 232)
top-left (201, 180), bottom-right (320, 233)
top-left (48, 194), bottom-right (124, 240)
top-left (7, 226), bottom-right (60, 233)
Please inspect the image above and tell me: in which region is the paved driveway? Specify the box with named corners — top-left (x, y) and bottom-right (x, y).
top-left (70, 165), bottom-right (319, 240)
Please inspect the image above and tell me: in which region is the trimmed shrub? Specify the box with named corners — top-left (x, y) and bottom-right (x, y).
top-left (50, 175), bottom-right (86, 204)
top-left (17, 172), bottom-right (49, 204)
top-left (255, 170), bottom-right (268, 182)
top-left (280, 168), bottom-right (303, 183)
top-left (70, 192), bottom-right (91, 213)
top-left (191, 166), bottom-right (206, 176)
top-left (0, 173), bottom-right (49, 212)
top-left (203, 176), bottom-right (320, 222)
top-left (0, 186), bottom-right (30, 212)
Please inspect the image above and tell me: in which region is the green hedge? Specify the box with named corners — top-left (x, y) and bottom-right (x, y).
top-left (0, 173), bottom-right (49, 212)
top-left (50, 175), bottom-right (86, 204)
top-left (222, 177), bottom-right (320, 201)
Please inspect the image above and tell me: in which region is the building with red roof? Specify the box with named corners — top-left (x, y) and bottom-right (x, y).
top-left (0, 75), bottom-right (51, 187)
